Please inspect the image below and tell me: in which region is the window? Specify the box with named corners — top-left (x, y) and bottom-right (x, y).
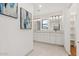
top-left (42, 19), bottom-right (48, 29)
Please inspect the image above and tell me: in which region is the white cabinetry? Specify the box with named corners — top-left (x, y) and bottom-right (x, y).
top-left (50, 32), bottom-right (55, 44)
top-left (33, 31), bottom-right (64, 45)
top-left (55, 33), bottom-right (64, 45)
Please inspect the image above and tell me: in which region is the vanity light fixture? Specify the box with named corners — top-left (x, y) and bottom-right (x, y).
top-left (39, 4), bottom-right (42, 8)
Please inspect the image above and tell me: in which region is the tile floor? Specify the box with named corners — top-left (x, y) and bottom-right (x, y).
top-left (28, 41), bottom-right (68, 56)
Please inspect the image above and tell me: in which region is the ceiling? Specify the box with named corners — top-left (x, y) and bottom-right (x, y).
top-left (33, 3), bottom-right (72, 17)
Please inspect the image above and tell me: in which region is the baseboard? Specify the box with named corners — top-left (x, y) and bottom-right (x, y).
top-left (34, 40), bottom-right (64, 47)
top-left (25, 49), bottom-right (33, 56)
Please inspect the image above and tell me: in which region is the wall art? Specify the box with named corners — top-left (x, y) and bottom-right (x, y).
top-left (20, 7), bottom-right (32, 29)
top-left (0, 3), bottom-right (18, 18)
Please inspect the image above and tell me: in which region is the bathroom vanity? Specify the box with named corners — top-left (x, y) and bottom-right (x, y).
top-left (33, 31), bottom-right (64, 46)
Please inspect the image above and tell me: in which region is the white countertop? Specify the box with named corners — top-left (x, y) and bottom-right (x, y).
top-left (34, 30), bottom-right (64, 34)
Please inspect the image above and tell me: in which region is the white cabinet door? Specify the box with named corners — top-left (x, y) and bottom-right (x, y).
top-left (41, 32), bottom-right (50, 43)
top-left (34, 32), bottom-right (64, 46)
top-left (34, 32), bottom-right (49, 43)
top-left (49, 33), bottom-right (56, 44)
top-left (55, 33), bottom-right (64, 45)
top-left (49, 32), bottom-right (64, 45)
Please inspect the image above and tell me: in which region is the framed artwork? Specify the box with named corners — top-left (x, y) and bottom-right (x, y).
top-left (0, 3), bottom-right (18, 18)
top-left (20, 7), bottom-right (32, 29)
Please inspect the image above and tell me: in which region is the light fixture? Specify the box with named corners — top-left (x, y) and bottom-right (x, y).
top-left (55, 16), bottom-right (59, 19)
top-left (59, 16), bottom-right (62, 19)
top-left (39, 4), bottom-right (42, 8)
top-left (49, 17), bottom-right (52, 19)
top-left (53, 16), bottom-right (56, 19)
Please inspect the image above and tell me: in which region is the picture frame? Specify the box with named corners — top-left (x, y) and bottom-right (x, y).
top-left (0, 3), bottom-right (18, 18)
top-left (20, 7), bottom-right (32, 29)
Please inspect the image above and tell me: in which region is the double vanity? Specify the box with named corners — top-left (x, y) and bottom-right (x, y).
top-left (33, 31), bottom-right (64, 46)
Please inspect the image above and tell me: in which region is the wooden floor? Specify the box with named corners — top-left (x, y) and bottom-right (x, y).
top-left (28, 41), bottom-right (68, 56)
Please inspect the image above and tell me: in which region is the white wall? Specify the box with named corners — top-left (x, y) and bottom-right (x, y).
top-left (76, 4), bottom-right (79, 56)
top-left (0, 3), bottom-right (33, 56)
top-left (60, 3), bottom-right (79, 56)
top-left (63, 3), bottom-right (77, 55)
top-left (33, 11), bottom-right (64, 46)
top-left (33, 11), bottom-right (63, 32)
top-left (33, 11), bottom-right (62, 20)
top-left (62, 9), bottom-right (70, 55)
